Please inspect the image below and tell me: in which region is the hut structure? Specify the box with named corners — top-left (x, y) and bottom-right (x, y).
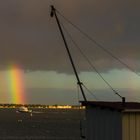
top-left (81, 101), bottom-right (140, 140)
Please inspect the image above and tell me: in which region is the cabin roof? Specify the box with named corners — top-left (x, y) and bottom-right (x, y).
top-left (81, 101), bottom-right (140, 111)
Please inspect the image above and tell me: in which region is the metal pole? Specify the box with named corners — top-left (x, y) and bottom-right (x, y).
top-left (50, 5), bottom-right (87, 101)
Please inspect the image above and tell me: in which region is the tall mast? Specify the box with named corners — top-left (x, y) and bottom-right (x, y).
top-left (50, 5), bottom-right (87, 101)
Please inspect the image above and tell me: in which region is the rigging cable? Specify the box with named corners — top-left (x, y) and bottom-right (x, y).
top-left (82, 84), bottom-right (98, 100)
top-left (56, 10), bottom-right (140, 77)
top-left (77, 75), bottom-right (98, 101)
top-left (61, 23), bottom-right (124, 100)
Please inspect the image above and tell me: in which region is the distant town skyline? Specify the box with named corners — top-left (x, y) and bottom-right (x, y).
top-left (0, 0), bottom-right (140, 104)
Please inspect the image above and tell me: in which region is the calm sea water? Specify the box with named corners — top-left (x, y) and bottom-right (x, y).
top-left (0, 108), bottom-right (85, 140)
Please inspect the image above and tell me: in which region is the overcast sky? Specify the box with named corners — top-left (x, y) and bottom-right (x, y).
top-left (0, 0), bottom-right (140, 104)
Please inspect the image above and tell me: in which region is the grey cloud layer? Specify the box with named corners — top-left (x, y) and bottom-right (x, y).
top-left (0, 0), bottom-right (139, 72)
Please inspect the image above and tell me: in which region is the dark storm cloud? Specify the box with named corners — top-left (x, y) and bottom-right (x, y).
top-left (0, 0), bottom-right (139, 72)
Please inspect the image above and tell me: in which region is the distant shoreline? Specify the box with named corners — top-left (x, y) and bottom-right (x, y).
top-left (0, 104), bottom-right (85, 109)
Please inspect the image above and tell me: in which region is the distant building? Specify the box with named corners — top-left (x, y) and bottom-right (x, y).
top-left (81, 101), bottom-right (140, 140)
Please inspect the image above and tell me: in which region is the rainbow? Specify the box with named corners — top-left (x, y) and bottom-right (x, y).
top-left (7, 64), bottom-right (25, 104)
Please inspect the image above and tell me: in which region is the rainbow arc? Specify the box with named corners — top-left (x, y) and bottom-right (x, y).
top-left (7, 64), bottom-right (25, 104)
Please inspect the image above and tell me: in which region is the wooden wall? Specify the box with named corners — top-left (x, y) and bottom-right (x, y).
top-left (85, 106), bottom-right (122, 140)
top-left (122, 112), bottom-right (140, 140)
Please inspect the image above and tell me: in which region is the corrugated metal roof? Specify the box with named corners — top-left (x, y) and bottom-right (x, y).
top-left (81, 101), bottom-right (140, 110)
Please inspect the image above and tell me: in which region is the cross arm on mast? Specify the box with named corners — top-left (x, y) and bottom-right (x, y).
top-left (50, 5), bottom-right (87, 101)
